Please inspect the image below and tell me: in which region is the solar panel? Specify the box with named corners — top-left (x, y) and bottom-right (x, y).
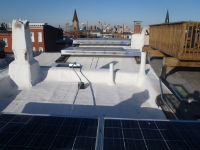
top-left (104, 119), bottom-right (200, 150)
top-left (1, 114), bottom-right (200, 150)
top-left (0, 114), bottom-right (98, 150)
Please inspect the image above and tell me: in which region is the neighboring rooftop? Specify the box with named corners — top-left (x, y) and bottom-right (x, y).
top-left (29, 22), bottom-right (48, 26)
top-left (73, 38), bottom-right (131, 46)
top-left (61, 47), bottom-right (140, 57)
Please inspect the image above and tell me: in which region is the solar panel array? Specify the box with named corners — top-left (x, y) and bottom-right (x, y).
top-left (0, 114), bottom-right (98, 150)
top-left (104, 119), bottom-right (200, 150)
top-left (0, 114), bottom-right (200, 150)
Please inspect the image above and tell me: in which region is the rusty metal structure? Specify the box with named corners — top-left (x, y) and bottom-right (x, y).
top-left (149, 21), bottom-right (200, 61)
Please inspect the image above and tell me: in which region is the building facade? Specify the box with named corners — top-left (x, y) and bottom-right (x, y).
top-left (81, 21), bottom-right (88, 31)
top-left (97, 21), bottom-right (103, 31)
top-left (0, 23), bottom-right (63, 53)
top-left (30, 23), bottom-right (46, 52)
top-left (0, 31), bottom-right (12, 53)
top-left (65, 23), bottom-right (70, 32)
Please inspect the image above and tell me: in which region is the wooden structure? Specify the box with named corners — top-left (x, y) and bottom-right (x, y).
top-left (144, 21), bottom-right (200, 78)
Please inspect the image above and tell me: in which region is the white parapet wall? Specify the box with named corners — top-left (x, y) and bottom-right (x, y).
top-left (43, 67), bottom-right (138, 85)
top-left (9, 19), bottom-right (41, 89)
top-left (131, 27), bottom-right (149, 51)
top-left (131, 34), bottom-right (144, 51)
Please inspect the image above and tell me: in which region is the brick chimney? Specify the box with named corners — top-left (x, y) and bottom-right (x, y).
top-left (134, 21), bottom-right (142, 34)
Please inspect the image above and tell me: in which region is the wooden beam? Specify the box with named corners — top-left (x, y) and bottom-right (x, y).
top-left (143, 46), bottom-right (151, 52)
top-left (148, 49), bottom-right (165, 57)
top-left (163, 57), bottom-right (200, 67)
top-left (161, 57), bottom-right (200, 79)
top-left (166, 66), bottom-right (175, 74)
top-left (143, 46), bottom-right (165, 57)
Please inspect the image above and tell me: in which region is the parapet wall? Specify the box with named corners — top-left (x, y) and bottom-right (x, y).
top-left (43, 67), bottom-right (139, 85)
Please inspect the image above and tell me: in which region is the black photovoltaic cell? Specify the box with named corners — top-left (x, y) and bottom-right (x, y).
top-left (124, 139), bottom-right (146, 150)
top-left (104, 119), bottom-right (200, 150)
top-left (123, 129), bottom-right (143, 139)
top-left (0, 114), bottom-right (98, 150)
top-left (104, 138), bottom-right (125, 150)
top-left (73, 137), bottom-right (96, 150)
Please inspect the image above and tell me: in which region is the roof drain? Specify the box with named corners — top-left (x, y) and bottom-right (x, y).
top-left (159, 78), bottom-right (178, 120)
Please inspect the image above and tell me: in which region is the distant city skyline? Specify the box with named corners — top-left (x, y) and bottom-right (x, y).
top-left (1, 0), bottom-right (200, 28)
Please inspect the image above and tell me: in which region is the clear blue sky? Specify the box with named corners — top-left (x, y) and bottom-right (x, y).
top-left (1, 0), bottom-right (200, 28)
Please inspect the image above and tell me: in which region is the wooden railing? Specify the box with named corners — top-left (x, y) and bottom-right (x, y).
top-left (149, 22), bottom-right (200, 60)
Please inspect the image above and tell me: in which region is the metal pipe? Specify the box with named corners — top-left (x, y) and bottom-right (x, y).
top-left (159, 78), bottom-right (178, 120)
top-left (139, 52), bottom-right (146, 76)
top-left (109, 63), bottom-right (115, 85)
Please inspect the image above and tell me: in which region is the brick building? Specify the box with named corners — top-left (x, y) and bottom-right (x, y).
top-left (0, 30), bottom-right (12, 53)
top-left (0, 23), bottom-right (63, 53)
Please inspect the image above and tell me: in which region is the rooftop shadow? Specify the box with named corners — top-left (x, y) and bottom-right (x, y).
top-left (100, 61), bottom-right (118, 69)
top-left (21, 90), bottom-right (165, 119)
top-left (0, 77), bottom-right (21, 112)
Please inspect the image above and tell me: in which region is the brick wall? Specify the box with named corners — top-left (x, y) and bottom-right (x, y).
top-left (0, 25), bottom-right (63, 53)
top-left (30, 28), bottom-right (45, 52)
top-left (134, 25), bottom-right (141, 34)
top-left (0, 32), bottom-right (12, 53)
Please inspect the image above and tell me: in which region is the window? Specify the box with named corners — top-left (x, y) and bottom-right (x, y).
top-left (39, 47), bottom-right (43, 52)
top-left (31, 32), bottom-right (34, 42)
top-left (33, 47), bottom-right (36, 52)
top-left (38, 32), bottom-right (42, 42)
top-left (3, 38), bottom-right (8, 48)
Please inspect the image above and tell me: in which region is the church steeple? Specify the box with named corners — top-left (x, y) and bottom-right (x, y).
top-left (165, 10), bottom-right (169, 23)
top-left (72, 9), bottom-right (79, 31)
top-left (73, 9), bottom-right (79, 22)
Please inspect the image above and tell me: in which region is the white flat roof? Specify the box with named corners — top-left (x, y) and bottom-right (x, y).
top-left (1, 56), bottom-right (168, 119)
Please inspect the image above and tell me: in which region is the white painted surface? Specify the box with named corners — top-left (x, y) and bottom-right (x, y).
top-left (139, 52), bottom-right (147, 76)
top-left (131, 27), bottom-right (148, 51)
top-left (9, 19), bottom-right (41, 89)
top-left (0, 41), bottom-right (171, 120)
top-left (1, 59), bottom-right (170, 119)
top-left (109, 63), bottom-right (115, 85)
top-left (34, 53), bottom-right (60, 66)
top-left (2, 79), bottom-right (166, 119)
top-left (67, 56), bottom-right (137, 71)
top-left (29, 23), bottom-right (47, 26)
top-left (131, 34), bottom-right (144, 51)
top-left (0, 76), bottom-right (18, 97)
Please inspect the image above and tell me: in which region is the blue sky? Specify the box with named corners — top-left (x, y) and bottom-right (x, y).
top-left (1, 0), bottom-right (200, 28)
